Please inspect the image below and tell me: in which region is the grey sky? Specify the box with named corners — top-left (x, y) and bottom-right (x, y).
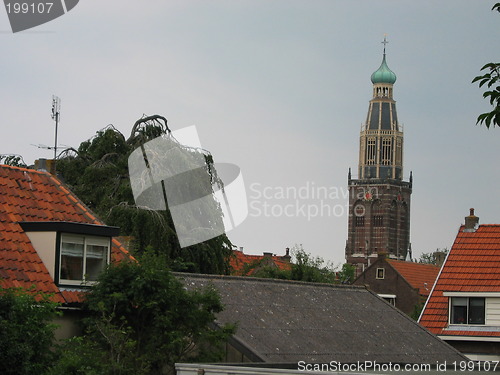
top-left (1, 1), bottom-right (498, 265)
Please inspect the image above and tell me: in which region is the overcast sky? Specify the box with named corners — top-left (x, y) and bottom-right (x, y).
top-left (1, 1), bottom-right (499, 266)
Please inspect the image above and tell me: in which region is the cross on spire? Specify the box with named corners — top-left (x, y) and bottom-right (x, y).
top-left (382, 34), bottom-right (389, 54)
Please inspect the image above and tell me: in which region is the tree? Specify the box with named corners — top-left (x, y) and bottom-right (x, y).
top-left (0, 154), bottom-right (27, 167)
top-left (289, 244), bottom-right (338, 283)
top-left (472, 3), bottom-right (500, 128)
top-left (250, 244), bottom-right (349, 284)
top-left (56, 115), bottom-right (232, 274)
top-left (0, 286), bottom-right (59, 375)
top-left (336, 263), bottom-right (356, 284)
top-left (52, 252), bottom-right (234, 375)
top-left (417, 248), bottom-right (448, 265)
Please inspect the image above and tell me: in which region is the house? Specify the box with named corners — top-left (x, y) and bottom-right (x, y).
top-left (0, 164), bottom-right (131, 339)
top-left (178, 273), bottom-right (465, 365)
top-left (230, 247), bottom-right (291, 276)
top-left (353, 253), bottom-right (440, 316)
top-left (419, 209), bottom-right (500, 361)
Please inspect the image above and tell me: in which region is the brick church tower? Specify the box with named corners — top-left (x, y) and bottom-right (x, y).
top-left (346, 39), bottom-right (412, 273)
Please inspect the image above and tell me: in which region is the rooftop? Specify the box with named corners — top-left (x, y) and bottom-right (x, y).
top-left (179, 273), bottom-right (465, 364)
top-left (419, 224), bottom-right (500, 337)
top-left (0, 164), bottom-right (131, 304)
top-left (386, 259), bottom-right (440, 296)
top-left (230, 249), bottom-right (291, 276)
top-left (371, 54), bottom-right (396, 85)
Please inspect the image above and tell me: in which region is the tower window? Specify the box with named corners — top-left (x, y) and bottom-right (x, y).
top-left (366, 138), bottom-right (376, 165)
top-left (355, 216), bottom-right (365, 227)
top-left (381, 138), bottom-right (393, 166)
top-left (373, 215), bottom-right (384, 227)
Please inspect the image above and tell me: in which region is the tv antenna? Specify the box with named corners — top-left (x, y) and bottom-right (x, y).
top-left (51, 95), bottom-right (61, 160)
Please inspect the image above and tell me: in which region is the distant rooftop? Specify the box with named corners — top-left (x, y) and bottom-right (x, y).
top-left (179, 273), bottom-right (465, 364)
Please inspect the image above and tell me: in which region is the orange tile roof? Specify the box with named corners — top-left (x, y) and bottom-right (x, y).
top-left (0, 164), bottom-right (132, 304)
top-left (229, 249), bottom-right (291, 276)
top-left (386, 259), bottom-right (440, 296)
top-left (419, 224), bottom-right (500, 337)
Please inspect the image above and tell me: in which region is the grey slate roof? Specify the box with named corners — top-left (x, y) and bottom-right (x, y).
top-left (177, 273), bottom-right (466, 365)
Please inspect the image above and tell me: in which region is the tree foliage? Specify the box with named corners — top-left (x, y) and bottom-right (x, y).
top-left (0, 286), bottom-right (59, 375)
top-left (250, 244), bottom-right (353, 284)
top-left (56, 115), bottom-right (232, 274)
top-left (52, 252), bottom-right (234, 375)
top-left (417, 248), bottom-right (448, 265)
top-left (472, 3), bottom-right (500, 128)
top-left (0, 154), bottom-right (27, 168)
top-left (336, 263), bottom-right (356, 284)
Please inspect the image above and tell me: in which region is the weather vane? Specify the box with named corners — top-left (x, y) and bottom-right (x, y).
top-left (382, 34), bottom-right (389, 54)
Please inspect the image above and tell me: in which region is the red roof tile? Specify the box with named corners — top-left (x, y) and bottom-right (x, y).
top-left (420, 224), bottom-right (500, 337)
top-left (386, 259), bottom-right (440, 296)
top-left (0, 164), bottom-right (132, 304)
top-left (229, 249), bottom-right (291, 276)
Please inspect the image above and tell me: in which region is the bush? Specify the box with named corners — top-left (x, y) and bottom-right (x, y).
top-left (0, 286), bottom-right (59, 375)
top-left (52, 252), bottom-right (234, 375)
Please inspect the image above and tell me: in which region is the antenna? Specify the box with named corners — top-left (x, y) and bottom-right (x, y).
top-left (51, 95), bottom-right (61, 160)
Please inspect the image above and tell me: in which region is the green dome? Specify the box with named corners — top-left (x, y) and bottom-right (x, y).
top-left (371, 54), bottom-right (396, 84)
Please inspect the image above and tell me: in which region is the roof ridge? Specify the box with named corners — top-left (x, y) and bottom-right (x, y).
top-left (0, 164), bottom-right (105, 226)
top-left (0, 164), bottom-right (48, 174)
top-left (174, 272), bottom-right (365, 290)
top-left (47, 172), bottom-right (103, 225)
top-left (387, 259), bottom-right (440, 269)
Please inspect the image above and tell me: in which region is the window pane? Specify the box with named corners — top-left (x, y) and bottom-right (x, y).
top-left (451, 298), bottom-right (467, 324)
top-left (469, 298), bottom-right (485, 325)
top-left (85, 244), bottom-right (107, 281)
top-left (61, 241), bottom-right (84, 280)
top-left (376, 268), bottom-right (385, 279)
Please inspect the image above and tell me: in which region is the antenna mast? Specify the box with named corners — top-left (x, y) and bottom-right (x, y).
top-left (51, 95), bottom-right (61, 160)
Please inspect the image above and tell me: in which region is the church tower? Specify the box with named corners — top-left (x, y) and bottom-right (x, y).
top-left (346, 39), bottom-right (412, 273)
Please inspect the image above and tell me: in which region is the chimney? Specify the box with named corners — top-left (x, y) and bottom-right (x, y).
top-left (263, 252), bottom-right (273, 258)
top-left (378, 251), bottom-right (388, 260)
top-left (464, 208), bottom-right (479, 232)
top-left (281, 247), bottom-right (291, 263)
top-left (34, 158), bottom-right (56, 175)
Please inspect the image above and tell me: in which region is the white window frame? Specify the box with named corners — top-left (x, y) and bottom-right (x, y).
top-left (376, 268), bottom-right (385, 279)
top-left (378, 294), bottom-right (396, 306)
top-left (448, 296), bottom-right (486, 326)
top-left (59, 233), bottom-right (111, 286)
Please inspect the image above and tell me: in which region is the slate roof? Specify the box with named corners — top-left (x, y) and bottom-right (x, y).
top-left (230, 249), bottom-right (291, 276)
top-left (386, 259), bottom-right (440, 296)
top-left (419, 224), bottom-right (500, 337)
top-left (0, 164), bottom-right (131, 304)
top-left (179, 273), bottom-right (466, 364)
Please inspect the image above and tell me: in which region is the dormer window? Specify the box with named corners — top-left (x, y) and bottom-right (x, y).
top-left (60, 234), bottom-right (110, 285)
top-left (19, 221), bottom-right (119, 288)
top-left (450, 297), bottom-right (485, 325)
